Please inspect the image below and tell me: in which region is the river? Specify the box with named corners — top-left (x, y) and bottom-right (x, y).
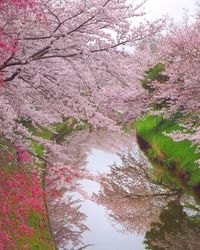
top-left (46, 129), bottom-right (200, 250)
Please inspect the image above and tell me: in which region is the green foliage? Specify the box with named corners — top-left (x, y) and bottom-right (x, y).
top-left (26, 212), bottom-right (54, 250)
top-left (22, 117), bottom-right (89, 156)
top-left (144, 200), bottom-right (200, 250)
top-left (142, 63), bottom-right (168, 91)
top-left (32, 141), bottom-right (45, 157)
top-left (52, 118), bottom-right (89, 143)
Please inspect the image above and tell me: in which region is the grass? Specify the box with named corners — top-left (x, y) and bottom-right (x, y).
top-left (135, 114), bottom-right (200, 190)
top-left (21, 118), bottom-right (88, 156)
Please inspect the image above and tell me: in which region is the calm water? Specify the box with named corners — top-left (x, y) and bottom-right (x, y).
top-left (47, 130), bottom-right (200, 250)
top-left (75, 149), bottom-right (145, 250)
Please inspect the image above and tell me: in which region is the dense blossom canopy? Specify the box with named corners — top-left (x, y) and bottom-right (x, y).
top-left (0, 0), bottom-right (163, 165)
top-left (0, 1), bottom-right (199, 162)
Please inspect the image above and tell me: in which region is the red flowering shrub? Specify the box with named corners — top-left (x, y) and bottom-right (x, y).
top-left (0, 166), bottom-right (46, 249)
top-left (15, 146), bottom-right (33, 164)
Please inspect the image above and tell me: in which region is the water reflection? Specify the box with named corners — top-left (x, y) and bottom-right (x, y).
top-left (145, 200), bottom-right (200, 250)
top-left (94, 153), bottom-right (180, 234)
top-left (78, 150), bottom-right (144, 250)
top-left (48, 195), bottom-right (88, 249)
top-left (47, 129), bottom-right (136, 250)
top-left (46, 130), bottom-right (200, 250)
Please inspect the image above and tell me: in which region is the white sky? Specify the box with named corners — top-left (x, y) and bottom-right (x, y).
top-left (144, 0), bottom-right (197, 21)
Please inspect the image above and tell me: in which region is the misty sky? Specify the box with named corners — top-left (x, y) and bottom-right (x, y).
top-left (144, 0), bottom-right (196, 20)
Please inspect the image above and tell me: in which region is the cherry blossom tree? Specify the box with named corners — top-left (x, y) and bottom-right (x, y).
top-left (1, 2), bottom-right (158, 248)
top-left (0, 0), bottom-right (163, 164)
top-left (0, 0), bottom-right (38, 61)
top-left (140, 13), bottom-right (200, 147)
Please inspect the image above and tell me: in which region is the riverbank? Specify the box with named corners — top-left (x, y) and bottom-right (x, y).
top-left (0, 138), bottom-right (56, 249)
top-left (0, 118), bottom-right (87, 249)
top-left (135, 115), bottom-right (200, 198)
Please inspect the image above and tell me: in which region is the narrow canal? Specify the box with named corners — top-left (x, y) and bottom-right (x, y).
top-left (46, 130), bottom-right (200, 250)
top-left (75, 149), bottom-right (145, 250)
